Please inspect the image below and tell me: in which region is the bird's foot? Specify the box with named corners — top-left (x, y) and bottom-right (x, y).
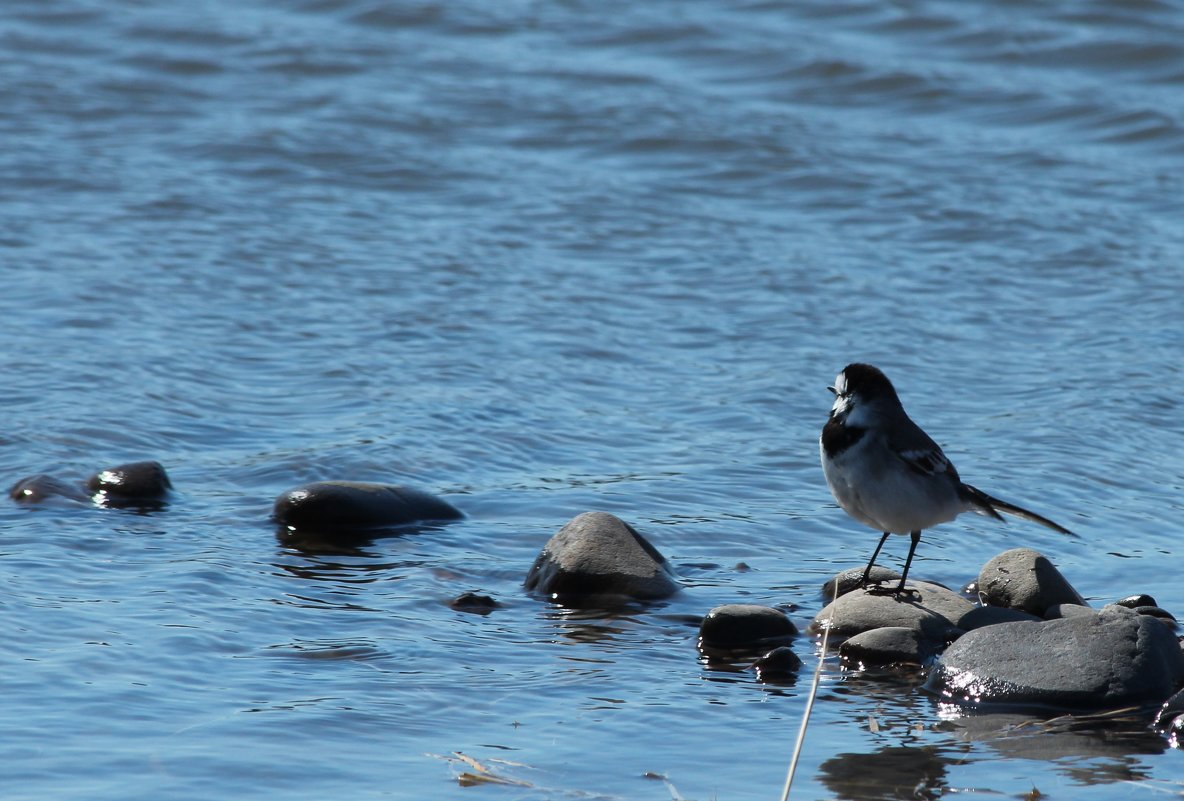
top-left (865, 582), bottom-right (920, 599)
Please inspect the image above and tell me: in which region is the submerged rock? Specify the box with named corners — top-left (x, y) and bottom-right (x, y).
top-left (523, 511), bottom-right (680, 602)
top-left (977, 548), bottom-right (1087, 616)
top-left (9, 474), bottom-right (89, 504)
top-left (86, 461), bottom-right (172, 506)
top-left (273, 481), bottom-right (462, 532)
top-left (11, 461), bottom-right (172, 508)
top-left (752, 646), bottom-right (802, 681)
top-left (449, 591), bottom-right (499, 615)
top-left (699, 604), bottom-right (797, 650)
top-left (926, 604), bottom-right (1184, 710)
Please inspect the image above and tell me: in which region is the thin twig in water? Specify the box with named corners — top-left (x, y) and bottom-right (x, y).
top-left (778, 582), bottom-right (837, 801)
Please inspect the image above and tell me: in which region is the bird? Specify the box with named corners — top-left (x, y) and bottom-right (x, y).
top-left (819, 363), bottom-right (1073, 596)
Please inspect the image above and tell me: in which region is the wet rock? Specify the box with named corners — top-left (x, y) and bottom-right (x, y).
top-left (926, 605), bottom-right (1184, 710)
top-left (811, 580), bottom-right (972, 641)
top-left (1116, 594), bottom-right (1158, 610)
top-left (273, 481), bottom-right (462, 532)
top-left (699, 604), bottom-right (797, 650)
top-left (840, 626), bottom-right (933, 666)
top-left (956, 605), bottom-right (1042, 631)
top-left (752, 646), bottom-right (802, 681)
top-left (86, 461), bottom-right (172, 506)
top-left (821, 566), bottom-right (903, 600)
top-left (9, 474), bottom-right (89, 504)
top-left (1154, 687), bottom-right (1184, 730)
top-left (977, 548), bottom-right (1087, 616)
top-left (449, 592), bottom-right (498, 615)
top-left (523, 511), bottom-right (681, 602)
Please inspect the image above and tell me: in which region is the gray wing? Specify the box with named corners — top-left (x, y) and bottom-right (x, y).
top-left (887, 415), bottom-right (959, 480)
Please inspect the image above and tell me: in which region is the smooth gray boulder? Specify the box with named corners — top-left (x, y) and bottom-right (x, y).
top-left (1044, 603), bottom-right (1097, 620)
top-left (810, 580), bottom-right (973, 641)
top-left (956, 605), bottom-right (1042, 631)
top-left (524, 512), bottom-right (681, 601)
top-left (699, 604), bottom-right (797, 650)
top-left (273, 481), bottom-right (462, 532)
top-left (821, 566), bottom-right (903, 600)
top-left (840, 626), bottom-right (932, 666)
top-left (977, 548), bottom-right (1087, 616)
top-left (926, 605), bottom-right (1184, 710)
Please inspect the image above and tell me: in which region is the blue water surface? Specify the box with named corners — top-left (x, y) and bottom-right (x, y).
top-left (2, 1), bottom-right (1183, 799)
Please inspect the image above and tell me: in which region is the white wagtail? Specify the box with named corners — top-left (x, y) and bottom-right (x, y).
top-left (820, 363), bottom-right (1073, 596)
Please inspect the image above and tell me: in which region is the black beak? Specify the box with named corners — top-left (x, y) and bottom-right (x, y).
top-left (827, 386), bottom-right (836, 395)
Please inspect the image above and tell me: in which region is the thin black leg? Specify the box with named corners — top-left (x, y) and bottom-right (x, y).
top-left (860, 531), bottom-right (893, 587)
top-left (895, 530), bottom-right (923, 594)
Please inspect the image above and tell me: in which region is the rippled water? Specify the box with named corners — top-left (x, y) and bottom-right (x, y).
top-left (3, 1), bottom-right (1183, 798)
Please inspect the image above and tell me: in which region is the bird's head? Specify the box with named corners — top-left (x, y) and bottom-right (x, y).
top-left (827, 363), bottom-right (901, 424)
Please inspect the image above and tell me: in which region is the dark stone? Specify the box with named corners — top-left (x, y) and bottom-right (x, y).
top-left (86, 461), bottom-right (172, 502)
top-left (1044, 603), bottom-right (1097, 620)
top-left (821, 566), bottom-right (903, 600)
top-left (1154, 687), bottom-right (1184, 730)
top-left (810, 580), bottom-right (972, 641)
top-left (523, 511), bottom-right (680, 602)
top-left (956, 605), bottom-right (1042, 631)
top-left (977, 548), bottom-right (1088, 616)
top-left (273, 481), bottom-right (462, 532)
top-left (840, 626), bottom-right (933, 666)
top-left (1116, 594), bottom-right (1158, 610)
top-left (449, 592), bottom-right (498, 615)
top-left (699, 604), bottom-right (797, 650)
top-left (926, 605), bottom-right (1184, 710)
top-left (9, 474), bottom-right (89, 504)
top-left (752, 646), bottom-right (802, 680)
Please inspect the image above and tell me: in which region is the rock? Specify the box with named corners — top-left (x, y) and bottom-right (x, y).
top-left (1044, 603), bottom-right (1097, 620)
top-left (1116, 594), bottom-right (1158, 610)
top-left (821, 566), bottom-right (903, 600)
top-left (9, 474), bottom-right (89, 504)
top-left (926, 605), bottom-right (1184, 710)
top-left (752, 646), bottom-right (802, 681)
top-left (956, 605), bottom-right (1042, 631)
top-left (1107, 603), bottom-right (1177, 630)
top-left (699, 604), bottom-right (797, 650)
top-left (523, 511), bottom-right (681, 602)
top-left (449, 592), bottom-right (498, 615)
top-left (273, 481), bottom-right (462, 532)
top-left (977, 548), bottom-right (1088, 616)
top-left (840, 626), bottom-right (933, 666)
top-left (1154, 687), bottom-right (1184, 730)
top-left (811, 580), bottom-right (973, 641)
top-left (86, 461), bottom-right (172, 506)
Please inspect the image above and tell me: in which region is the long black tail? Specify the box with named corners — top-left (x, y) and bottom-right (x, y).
top-left (961, 483), bottom-right (1075, 536)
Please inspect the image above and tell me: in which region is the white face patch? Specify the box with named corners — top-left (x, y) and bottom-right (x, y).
top-left (832, 371), bottom-right (848, 396)
top-left (830, 370), bottom-right (853, 417)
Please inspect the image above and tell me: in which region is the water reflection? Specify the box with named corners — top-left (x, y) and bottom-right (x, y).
top-left (819, 745), bottom-right (955, 800)
top-left (936, 705), bottom-right (1167, 786)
